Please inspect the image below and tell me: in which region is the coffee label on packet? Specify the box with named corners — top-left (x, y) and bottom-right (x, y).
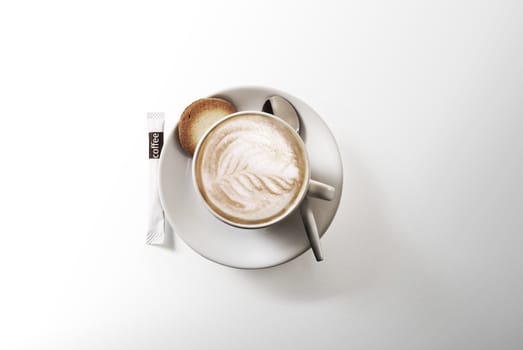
top-left (149, 131), bottom-right (163, 159)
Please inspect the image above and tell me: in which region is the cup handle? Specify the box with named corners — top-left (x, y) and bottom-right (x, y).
top-left (307, 179), bottom-right (335, 201)
top-left (300, 198), bottom-right (324, 261)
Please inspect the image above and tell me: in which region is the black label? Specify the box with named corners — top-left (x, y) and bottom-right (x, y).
top-left (149, 132), bottom-right (163, 159)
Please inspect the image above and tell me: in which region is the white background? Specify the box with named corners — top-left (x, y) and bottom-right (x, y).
top-left (1, 0), bottom-right (522, 349)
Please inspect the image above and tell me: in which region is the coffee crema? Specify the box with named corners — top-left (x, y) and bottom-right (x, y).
top-left (194, 114), bottom-right (307, 226)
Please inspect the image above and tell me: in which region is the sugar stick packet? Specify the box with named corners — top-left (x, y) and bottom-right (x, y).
top-left (147, 112), bottom-right (165, 244)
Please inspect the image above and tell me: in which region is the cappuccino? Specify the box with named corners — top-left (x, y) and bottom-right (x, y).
top-left (194, 113), bottom-right (307, 226)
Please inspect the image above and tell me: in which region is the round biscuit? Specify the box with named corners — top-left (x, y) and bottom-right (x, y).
top-left (178, 98), bottom-right (237, 155)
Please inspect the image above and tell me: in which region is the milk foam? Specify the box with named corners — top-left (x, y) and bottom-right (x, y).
top-left (195, 114), bottom-right (306, 225)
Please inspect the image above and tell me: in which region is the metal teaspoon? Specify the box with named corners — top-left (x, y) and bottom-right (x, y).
top-left (262, 95), bottom-right (324, 261)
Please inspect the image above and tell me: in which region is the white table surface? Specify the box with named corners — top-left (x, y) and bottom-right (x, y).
top-left (1, 1), bottom-right (522, 349)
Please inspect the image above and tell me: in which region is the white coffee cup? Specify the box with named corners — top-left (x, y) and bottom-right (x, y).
top-left (192, 111), bottom-right (335, 230)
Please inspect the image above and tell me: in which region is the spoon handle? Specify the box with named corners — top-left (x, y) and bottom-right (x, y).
top-left (300, 198), bottom-right (324, 261)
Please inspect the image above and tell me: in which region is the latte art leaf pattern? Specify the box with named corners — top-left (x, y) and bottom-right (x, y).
top-left (196, 114), bottom-right (306, 225)
top-left (213, 131), bottom-right (298, 209)
top-left (216, 171), bottom-right (297, 204)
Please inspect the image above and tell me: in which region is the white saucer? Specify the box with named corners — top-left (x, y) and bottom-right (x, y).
top-left (158, 86), bottom-right (343, 269)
